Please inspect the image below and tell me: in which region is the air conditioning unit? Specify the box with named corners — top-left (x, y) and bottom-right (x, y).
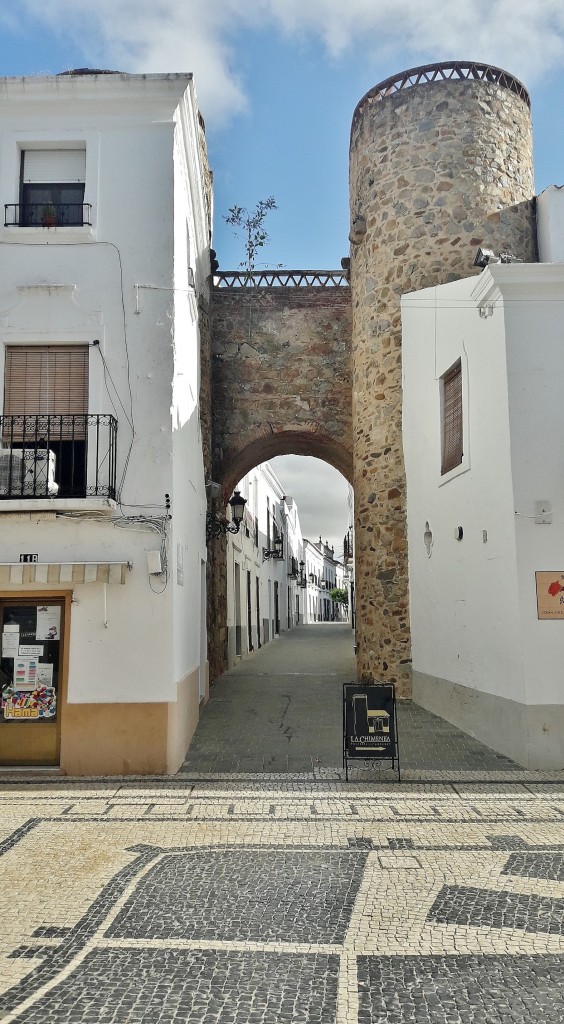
top-left (0, 449), bottom-right (58, 496)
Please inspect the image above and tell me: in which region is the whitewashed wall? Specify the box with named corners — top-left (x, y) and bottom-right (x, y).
top-left (226, 461), bottom-right (304, 666)
top-left (0, 75), bottom-right (209, 712)
top-left (401, 263), bottom-right (564, 766)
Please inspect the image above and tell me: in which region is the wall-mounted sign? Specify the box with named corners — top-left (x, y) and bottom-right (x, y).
top-left (19, 554), bottom-right (38, 563)
top-left (536, 572), bottom-right (564, 619)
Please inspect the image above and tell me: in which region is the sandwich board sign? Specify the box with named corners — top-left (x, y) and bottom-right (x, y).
top-left (343, 681), bottom-right (400, 781)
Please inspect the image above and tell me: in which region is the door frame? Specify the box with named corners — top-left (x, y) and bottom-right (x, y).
top-left (0, 589), bottom-right (71, 767)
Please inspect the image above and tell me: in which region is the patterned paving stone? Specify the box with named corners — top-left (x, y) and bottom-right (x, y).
top-left (502, 851), bottom-right (564, 882)
top-left (357, 955), bottom-right (564, 1023)
top-left (3, 782), bottom-right (564, 1022)
top-left (486, 833), bottom-right (530, 850)
top-left (107, 848), bottom-right (368, 944)
top-left (427, 884), bottom-right (564, 934)
top-left (11, 949), bottom-right (340, 1024)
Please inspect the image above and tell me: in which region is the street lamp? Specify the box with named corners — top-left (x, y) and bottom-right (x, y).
top-left (263, 533), bottom-right (283, 561)
top-left (206, 490), bottom-right (247, 543)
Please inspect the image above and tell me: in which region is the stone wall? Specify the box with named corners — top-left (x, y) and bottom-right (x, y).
top-left (349, 75), bottom-right (537, 696)
top-left (208, 284), bottom-right (352, 680)
top-left (211, 286), bottom-right (353, 495)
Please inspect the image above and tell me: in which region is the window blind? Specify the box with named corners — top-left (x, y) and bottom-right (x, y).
top-left (4, 346), bottom-right (89, 438)
top-left (22, 149), bottom-right (86, 183)
top-left (441, 361), bottom-right (463, 475)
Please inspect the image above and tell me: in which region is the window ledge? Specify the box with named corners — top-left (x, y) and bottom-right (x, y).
top-left (0, 497), bottom-right (116, 515)
top-left (2, 225), bottom-right (93, 242)
top-left (438, 461), bottom-right (470, 486)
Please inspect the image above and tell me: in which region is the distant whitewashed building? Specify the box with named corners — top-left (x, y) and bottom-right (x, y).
top-left (302, 538), bottom-right (345, 623)
top-left (225, 462), bottom-right (305, 667)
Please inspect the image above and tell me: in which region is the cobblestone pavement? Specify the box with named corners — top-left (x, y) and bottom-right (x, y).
top-left (3, 779), bottom-right (564, 1021)
top-left (180, 624), bottom-right (529, 780)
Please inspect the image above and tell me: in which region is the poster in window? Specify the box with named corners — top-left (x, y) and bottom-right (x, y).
top-left (36, 663), bottom-right (54, 686)
top-left (13, 657), bottom-right (38, 691)
top-left (2, 685), bottom-right (57, 721)
top-left (536, 572), bottom-right (564, 619)
top-left (36, 605), bottom-right (61, 641)
top-left (2, 625), bottom-right (19, 658)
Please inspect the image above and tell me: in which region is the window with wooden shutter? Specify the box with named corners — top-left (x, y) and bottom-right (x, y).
top-left (4, 345), bottom-right (88, 438)
top-left (441, 360), bottom-right (463, 475)
top-left (20, 149), bottom-right (86, 227)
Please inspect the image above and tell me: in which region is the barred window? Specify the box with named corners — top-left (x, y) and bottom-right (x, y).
top-left (441, 360), bottom-right (463, 475)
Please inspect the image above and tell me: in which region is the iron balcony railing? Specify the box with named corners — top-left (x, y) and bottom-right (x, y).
top-left (214, 270), bottom-right (349, 288)
top-left (288, 556), bottom-right (299, 579)
top-left (352, 61), bottom-right (530, 132)
top-left (4, 203), bottom-right (92, 227)
top-left (0, 415), bottom-right (117, 500)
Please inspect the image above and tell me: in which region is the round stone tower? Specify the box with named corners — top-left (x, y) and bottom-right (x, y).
top-left (349, 61), bottom-right (536, 695)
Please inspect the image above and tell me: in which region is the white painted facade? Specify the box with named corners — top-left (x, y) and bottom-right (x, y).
top-left (401, 194), bottom-right (564, 767)
top-left (226, 462), bottom-right (305, 668)
top-left (302, 538), bottom-right (344, 623)
top-left (0, 72), bottom-right (211, 773)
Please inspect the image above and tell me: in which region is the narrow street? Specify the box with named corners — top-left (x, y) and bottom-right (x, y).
top-left (181, 623), bottom-right (521, 779)
top-left (1, 628), bottom-right (564, 1022)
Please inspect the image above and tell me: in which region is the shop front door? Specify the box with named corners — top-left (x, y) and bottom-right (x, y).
top-left (0, 597), bottom-right (64, 765)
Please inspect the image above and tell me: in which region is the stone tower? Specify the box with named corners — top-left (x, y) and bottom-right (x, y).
top-left (349, 61), bottom-right (536, 695)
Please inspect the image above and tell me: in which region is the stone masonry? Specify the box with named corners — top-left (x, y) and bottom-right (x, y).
top-left (211, 285), bottom-right (352, 495)
top-left (207, 64), bottom-right (538, 695)
top-left (349, 70), bottom-right (537, 695)
top-left (208, 283), bottom-right (352, 680)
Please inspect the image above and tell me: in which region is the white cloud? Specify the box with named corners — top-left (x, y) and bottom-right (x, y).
top-left (19, 0), bottom-right (564, 124)
top-left (21, 0), bottom-right (248, 124)
top-left (268, 456), bottom-right (350, 558)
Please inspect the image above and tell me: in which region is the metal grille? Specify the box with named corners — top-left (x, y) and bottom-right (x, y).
top-left (4, 204), bottom-right (92, 227)
top-left (214, 270), bottom-right (349, 289)
top-left (353, 61), bottom-right (531, 131)
top-left (0, 415), bottom-right (117, 499)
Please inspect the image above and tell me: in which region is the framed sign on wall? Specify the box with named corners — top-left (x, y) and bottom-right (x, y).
top-left (536, 572), bottom-right (564, 619)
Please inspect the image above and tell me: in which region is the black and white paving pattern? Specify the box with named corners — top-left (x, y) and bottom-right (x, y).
top-left (2, 779), bottom-right (564, 1022)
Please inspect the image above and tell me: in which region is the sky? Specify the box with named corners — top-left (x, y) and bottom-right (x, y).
top-left (3, 0), bottom-right (564, 553)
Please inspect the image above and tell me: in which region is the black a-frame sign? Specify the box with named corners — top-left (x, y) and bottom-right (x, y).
top-left (343, 680), bottom-right (400, 781)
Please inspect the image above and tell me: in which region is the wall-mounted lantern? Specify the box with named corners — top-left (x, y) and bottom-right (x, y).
top-left (206, 489), bottom-right (247, 543)
top-left (263, 533), bottom-right (283, 561)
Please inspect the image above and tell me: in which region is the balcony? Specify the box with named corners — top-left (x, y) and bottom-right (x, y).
top-left (0, 415), bottom-right (117, 500)
top-left (4, 203), bottom-right (92, 228)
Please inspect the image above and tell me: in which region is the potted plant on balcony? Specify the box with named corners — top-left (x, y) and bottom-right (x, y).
top-left (40, 203), bottom-right (57, 227)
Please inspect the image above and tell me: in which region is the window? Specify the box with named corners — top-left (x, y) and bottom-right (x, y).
top-left (19, 149), bottom-right (86, 227)
top-left (440, 360), bottom-right (463, 475)
top-left (266, 497), bottom-right (271, 552)
top-left (3, 346), bottom-right (89, 496)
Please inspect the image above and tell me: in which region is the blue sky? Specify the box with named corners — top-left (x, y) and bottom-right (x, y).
top-left (3, 1), bottom-right (564, 553)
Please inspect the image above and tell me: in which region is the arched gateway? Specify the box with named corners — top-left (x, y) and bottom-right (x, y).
top-left (206, 62), bottom-right (537, 693)
top-left (206, 272), bottom-right (352, 682)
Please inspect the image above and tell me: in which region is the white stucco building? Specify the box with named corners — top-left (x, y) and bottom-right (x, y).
top-left (226, 461), bottom-right (305, 667)
top-left (0, 71), bottom-right (212, 774)
top-left (401, 185), bottom-right (564, 769)
top-left (302, 538), bottom-right (345, 623)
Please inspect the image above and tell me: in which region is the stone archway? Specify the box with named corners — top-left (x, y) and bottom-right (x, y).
top-left (207, 425), bottom-right (353, 683)
top-left (220, 427), bottom-right (352, 501)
